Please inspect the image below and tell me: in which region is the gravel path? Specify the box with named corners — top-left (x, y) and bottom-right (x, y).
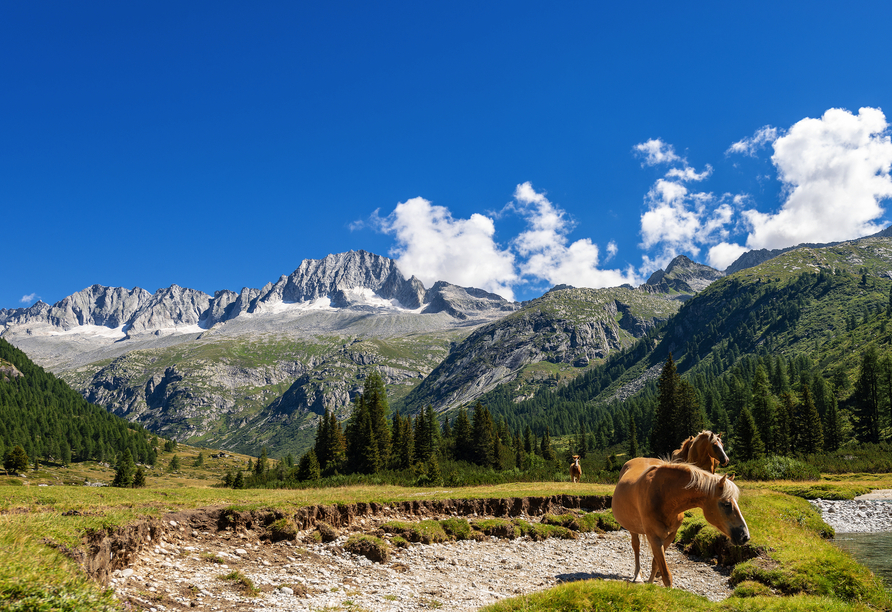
top-left (113, 522), bottom-right (734, 611)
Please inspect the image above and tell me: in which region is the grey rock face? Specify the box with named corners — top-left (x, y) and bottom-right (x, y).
top-left (646, 255), bottom-right (724, 295)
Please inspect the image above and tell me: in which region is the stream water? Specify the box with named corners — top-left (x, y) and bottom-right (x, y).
top-left (832, 531), bottom-right (892, 589)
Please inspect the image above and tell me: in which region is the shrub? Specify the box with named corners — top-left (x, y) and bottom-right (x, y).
top-left (732, 455), bottom-right (820, 481)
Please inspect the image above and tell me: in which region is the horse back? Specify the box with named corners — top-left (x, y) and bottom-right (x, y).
top-left (612, 457), bottom-right (664, 534)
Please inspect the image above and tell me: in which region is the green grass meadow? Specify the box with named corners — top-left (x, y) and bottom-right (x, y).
top-left (2, 474), bottom-right (892, 611)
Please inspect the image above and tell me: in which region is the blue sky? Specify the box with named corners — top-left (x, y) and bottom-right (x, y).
top-left (3, 2), bottom-right (892, 306)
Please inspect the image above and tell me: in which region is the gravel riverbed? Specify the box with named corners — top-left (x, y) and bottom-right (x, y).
top-left (113, 521), bottom-right (734, 611)
top-left (810, 490), bottom-right (892, 534)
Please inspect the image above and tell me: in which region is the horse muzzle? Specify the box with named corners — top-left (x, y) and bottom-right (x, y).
top-left (731, 526), bottom-right (750, 546)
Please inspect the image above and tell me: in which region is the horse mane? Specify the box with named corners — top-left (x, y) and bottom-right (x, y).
top-left (671, 430), bottom-right (720, 464)
top-left (663, 460), bottom-right (739, 501)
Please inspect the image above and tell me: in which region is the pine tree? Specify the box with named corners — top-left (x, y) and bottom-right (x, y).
top-left (168, 454), bottom-right (181, 473)
top-left (3, 445), bottom-right (29, 474)
top-left (854, 347), bottom-right (882, 443)
top-left (750, 365), bottom-right (776, 453)
top-left (540, 426), bottom-right (556, 461)
top-left (112, 449), bottom-right (136, 487)
top-left (823, 392), bottom-right (843, 452)
top-left (193, 452), bottom-right (205, 467)
top-left (775, 392), bottom-right (795, 455)
top-left (314, 409), bottom-right (332, 470)
top-left (798, 383), bottom-right (824, 454)
top-left (233, 470), bottom-right (245, 489)
top-left (255, 447), bottom-right (268, 478)
top-left (452, 408), bottom-right (473, 463)
top-left (734, 406), bottom-right (765, 461)
top-left (628, 417), bottom-right (639, 459)
top-left (133, 465), bottom-right (147, 488)
top-left (651, 353), bottom-right (680, 456)
top-left (297, 449), bottom-right (321, 481)
top-left (675, 379), bottom-right (704, 440)
top-left (364, 372), bottom-right (392, 467)
top-left (471, 402), bottom-right (496, 467)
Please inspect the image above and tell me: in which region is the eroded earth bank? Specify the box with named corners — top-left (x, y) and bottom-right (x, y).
top-left (86, 495), bottom-right (742, 611)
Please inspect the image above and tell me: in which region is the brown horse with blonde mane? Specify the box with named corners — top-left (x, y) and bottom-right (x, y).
top-left (611, 457), bottom-right (749, 588)
top-left (671, 430), bottom-right (728, 473)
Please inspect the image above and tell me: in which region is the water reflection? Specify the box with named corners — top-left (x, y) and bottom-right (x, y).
top-left (833, 532), bottom-right (892, 589)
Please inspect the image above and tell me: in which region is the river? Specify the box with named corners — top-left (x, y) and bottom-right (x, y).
top-left (832, 531), bottom-right (892, 589)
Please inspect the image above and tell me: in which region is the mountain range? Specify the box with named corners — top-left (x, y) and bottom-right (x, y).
top-left (3, 234), bottom-right (886, 457)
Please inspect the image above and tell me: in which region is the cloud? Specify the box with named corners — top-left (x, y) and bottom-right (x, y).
top-left (706, 242), bottom-right (749, 270)
top-left (727, 126), bottom-right (779, 157)
top-left (20, 293), bottom-right (39, 304)
top-left (665, 164), bottom-right (713, 182)
top-left (377, 197), bottom-right (518, 300)
top-left (511, 183), bottom-right (640, 288)
top-left (743, 107), bottom-right (892, 249)
top-left (634, 138), bottom-right (682, 166)
top-left (373, 183), bottom-right (641, 300)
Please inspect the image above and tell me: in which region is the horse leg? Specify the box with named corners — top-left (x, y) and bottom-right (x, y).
top-left (629, 532), bottom-right (642, 582)
top-left (646, 534), bottom-right (673, 588)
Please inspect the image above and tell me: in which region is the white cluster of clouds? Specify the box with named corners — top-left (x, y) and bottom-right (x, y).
top-left (362, 106), bottom-right (892, 300)
top-left (371, 183), bottom-right (638, 301)
top-left (20, 293), bottom-right (39, 304)
top-left (640, 107), bottom-right (892, 271)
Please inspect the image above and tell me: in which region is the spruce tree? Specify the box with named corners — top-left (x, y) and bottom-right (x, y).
top-left (297, 449), bottom-right (321, 481)
top-left (823, 392), bottom-right (843, 452)
top-left (168, 454), bottom-right (181, 473)
top-left (798, 383), bottom-right (824, 455)
top-left (112, 449), bottom-right (136, 487)
top-left (750, 365), bottom-right (775, 453)
top-left (854, 347), bottom-right (882, 443)
top-left (255, 447), bottom-right (268, 478)
top-left (314, 409), bottom-right (332, 470)
top-left (651, 353), bottom-right (679, 456)
top-left (628, 417), bottom-right (639, 459)
top-left (775, 392), bottom-right (795, 455)
top-left (471, 402), bottom-right (496, 467)
top-left (452, 408), bottom-right (473, 463)
top-left (233, 470), bottom-right (245, 489)
top-left (540, 426), bottom-right (556, 461)
top-left (133, 465), bottom-right (147, 488)
top-left (3, 445), bottom-right (29, 474)
top-left (675, 379), bottom-right (704, 440)
top-left (734, 406), bottom-right (764, 461)
top-left (363, 372), bottom-right (392, 467)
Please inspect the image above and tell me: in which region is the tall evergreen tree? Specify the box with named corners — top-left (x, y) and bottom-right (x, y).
top-left (471, 402), bottom-right (496, 467)
top-left (749, 365), bottom-right (776, 453)
top-left (112, 449), bottom-right (136, 487)
top-left (651, 353), bottom-right (680, 456)
top-left (540, 426), bottom-right (556, 461)
top-left (798, 383), bottom-right (824, 454)
top-left (452, 407), bottom-right (473, 463)
top-left (734, 406), bottom-right (765, 461)
top-left (675, 379), bottom-right (704, 440)
top-left (854, 347), bottom-right (882, 443)
top-left (363, 372), bottom-right (392, 467)
top-left (628, 417), bottom-right (640, 459)
top-left (297, 449), bottom-right (321, 481)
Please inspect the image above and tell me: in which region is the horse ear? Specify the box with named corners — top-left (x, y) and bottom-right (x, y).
top-left (718, 474), bottom-right (727, 490)
top-left (728, 474), bottom-right (735, 482)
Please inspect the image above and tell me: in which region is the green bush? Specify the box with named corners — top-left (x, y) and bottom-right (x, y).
top-left (732, 455), bottom-right (820, 481)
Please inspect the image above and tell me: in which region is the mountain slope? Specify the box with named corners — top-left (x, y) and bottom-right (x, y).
top-left (471, 234), bottom-right (892, 446)
top-left (0, 338), bottom-right (156, 466)
top-left (1, 251), bottom-right (518, 457)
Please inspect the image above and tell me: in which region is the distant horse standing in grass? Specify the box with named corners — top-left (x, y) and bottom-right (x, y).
top-left (569, 455), bottom-right (582, 483)
top-left (611, 457), bottom-right (749, 588)
top-left (671, 430), bottom-right (729, 474)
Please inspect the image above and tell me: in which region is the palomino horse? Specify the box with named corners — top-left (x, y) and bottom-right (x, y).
top-left (611, 457), bottom-right (749, 588)
top-left (569, 455), bottom-right (582, 483)
top-left (671, 430), bottom-right (729, 473)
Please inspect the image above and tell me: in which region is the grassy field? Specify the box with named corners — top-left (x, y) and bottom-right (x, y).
top-left (1, 471), bottom-right (891, 611)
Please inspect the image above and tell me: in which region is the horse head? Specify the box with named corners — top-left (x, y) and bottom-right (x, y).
top-left (689, 431), bottom-right (729, 472)
top-left (699, 474), bottom-right (749, 546)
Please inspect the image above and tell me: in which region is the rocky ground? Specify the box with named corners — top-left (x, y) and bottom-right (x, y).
top-left (810, 490), bottom-right (892, 533)
top-left (112, 515), bottom-right (734, 612)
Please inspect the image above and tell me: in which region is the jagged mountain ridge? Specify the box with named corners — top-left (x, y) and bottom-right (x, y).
top-left (0, 250), bottom-right (514, 339)
top-left (0, 250), bottom-right (724, 457)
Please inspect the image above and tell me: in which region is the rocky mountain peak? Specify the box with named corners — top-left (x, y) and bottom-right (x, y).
top-left (645, 255), bottom-right (724, 295)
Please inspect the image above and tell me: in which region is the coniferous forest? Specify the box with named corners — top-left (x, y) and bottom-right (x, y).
top-left (0, 338), bottom-right (156, 471)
